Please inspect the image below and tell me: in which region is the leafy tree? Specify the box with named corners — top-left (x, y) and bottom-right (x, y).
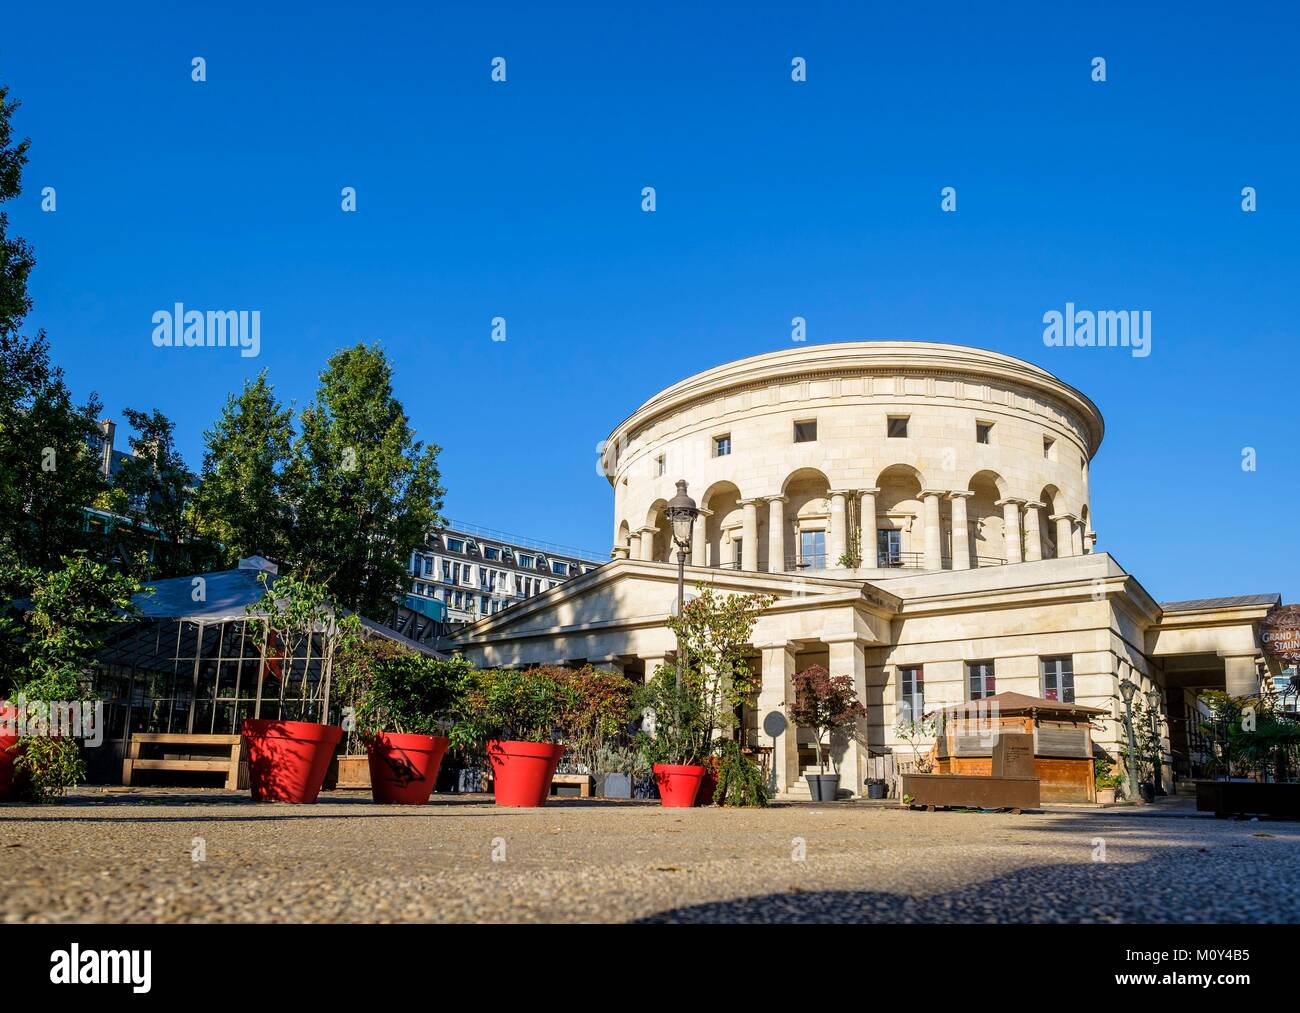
top-left (111, 407), bottom-right (214, 577)
top-left (0, 83), bottom-right (33, 337)
top-left (285, 342), bottom-right (444, 616)
top-left (790, 663), bottom-right (867, 774)
top-left (196, 370), bottom-right (294, 564)
top-left (1, 555), bottom-right (142, 801)
top-left (0, 87), bottom-right (107, 569)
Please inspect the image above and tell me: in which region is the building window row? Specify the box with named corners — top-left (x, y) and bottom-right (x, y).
top-left (896, 656), bottom-right (1076, 716)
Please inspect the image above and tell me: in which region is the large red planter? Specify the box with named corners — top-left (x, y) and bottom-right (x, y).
top-left (487, 739), bottom-right (564, 807)
top-left (0, 703), bottom-right (25, 802)
top-left (367, 732), bottom-right (449, 805)
top-left (695, 768), bottom-right (718, 807)
top-left (654, 763), bottom-right (706, 808)
top-left (242, 719), bottom-right (342, 804)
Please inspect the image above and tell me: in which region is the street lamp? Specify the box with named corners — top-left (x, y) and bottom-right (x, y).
top-left (1146, 688), bottom-right (1164, 797)
top-left (1119, 674), bottom-right (1140, 802)
top-left (664, 480), bottom-right (699, 692)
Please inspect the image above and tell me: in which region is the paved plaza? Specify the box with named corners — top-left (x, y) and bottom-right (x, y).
top-left (1, 791), bottom-right (1296, 924)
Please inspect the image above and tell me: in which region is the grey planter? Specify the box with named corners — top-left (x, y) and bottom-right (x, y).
top-left (597, 772), bottom-right (633, 799)
top-left (805, 773), bottom-right (840, 801)
top-left (866, 781), bottom-right (887, 800)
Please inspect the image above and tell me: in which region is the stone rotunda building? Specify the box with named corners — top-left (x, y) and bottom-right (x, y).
top-left (452, 342), bottom-right (1281, 798)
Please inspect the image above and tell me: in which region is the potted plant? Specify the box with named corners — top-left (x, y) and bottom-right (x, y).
top-left (1093, 754), bottom-right (1120, 804)
top-left (638, 587), bottom-right (773, 807)
top-left (635, 663), bottom-right (710, 806)
top-left (555, 665), bottom-right (637, 798)
top-left (335, 638), bottom-right (470, 805)
top-left (790, 664), bottom-right (867, 801)
top-left (242, 574), bottom-right (354, 804)
top-left (592, 744), bottom-right (645, 799)
top-left (712, 740), bottom-right (771, 807)
top-left (463, 666), bottom-right (578, 807)
top-left (865, 777), bottom-right (888, 799)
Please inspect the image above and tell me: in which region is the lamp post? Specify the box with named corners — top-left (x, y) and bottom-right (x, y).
top-left (664, 480), bottom-right (699, 693)
top-left (1119, 674), bottom-right (1140, 802)
top-left (1146, 688), bottom-right (1164, 796)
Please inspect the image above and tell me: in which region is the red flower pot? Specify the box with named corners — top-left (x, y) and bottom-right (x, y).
top-left (0, 703), bottom-right (26, 802)
top-left (487, 739), bottom-right (564, 807)
top-left (696, 768), bottom-right (718, 806)
top-left (367, 732), bottom-right (449, 805)
top-left (653, 763), bottom-right (706, 807)
top-left (242, 719), bottom-right (342, 804)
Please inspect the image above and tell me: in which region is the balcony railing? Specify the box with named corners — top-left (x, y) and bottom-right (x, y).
top-left (705, 552), bottom-right (1009, 575)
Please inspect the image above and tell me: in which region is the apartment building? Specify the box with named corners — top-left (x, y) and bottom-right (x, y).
top-left (408, 521), bottom-right (605, 626)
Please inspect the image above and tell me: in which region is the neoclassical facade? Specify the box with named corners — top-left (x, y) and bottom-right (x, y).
top-left (452, 342), bottom-right (1281, 798)
top-left (605, 342), bottom-right (1099, 575)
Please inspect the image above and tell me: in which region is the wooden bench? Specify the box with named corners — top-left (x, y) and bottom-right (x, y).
top-left (551, 773), bottom-right (593, 798)
top-left (122, 733), bottom-right (244, 789)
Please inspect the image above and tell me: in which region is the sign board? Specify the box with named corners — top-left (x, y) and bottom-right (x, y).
top-left (991, 733), bottom-right (1035, 778)
top-left (1260, 605), bottom-right (1300, 665)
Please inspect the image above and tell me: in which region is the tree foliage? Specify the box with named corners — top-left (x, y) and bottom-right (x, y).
top-left (284, 343), bottom-right (444, 616)
top-left (196, 370), bottom-right (294, 565)
top-left (790, 664), bottom-right (867, 774)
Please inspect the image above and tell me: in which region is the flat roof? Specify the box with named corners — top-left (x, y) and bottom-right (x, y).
top-left (1160, 593), bottom-right (1281, 612)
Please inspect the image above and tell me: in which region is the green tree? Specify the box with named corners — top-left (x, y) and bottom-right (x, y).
top-left (0, 83), bottom-right (33, 337)
top-left (285, 342), bottom-right (444, 616)
top-left (196, 370), bottom-right (294, 564)
top-left (0, 86), bottom-right (107, 569)
top-left (111, 407), bottom-right (212, 577)
top-left (1, 555), bottom-right (142, 800)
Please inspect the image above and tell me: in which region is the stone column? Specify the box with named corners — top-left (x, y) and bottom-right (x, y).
top-left (611, 545), bottom-right (630, 561)
top-left (637, 526), bottom-right (659, 561)
top-left (858, 487), bottom-right (879, 567)
top-left (690, 508), bottom-right (710, 567)
top-left (1071, 520), bottom-right (1085, 557)
top-left (1051, 513), bottom-right (1076, 558)
top-left (829, 491), bottom-right (848, 567)
top-left (997, 498), bottom-right (1024, 563)
top-left (638, 654), bottom-right (669, 733)
top-left (948, 491), bottom-right (972, 570)
top-left (920, 490), bottom-right (945, 570)
top-left (740, 499), bottom-right (760, 572)
top-left (767, 496), bottom-right (786, 573)
top-left (757, 642), bottom-right (799, 795)
top-left (1022, 501), bottom-right (1044, 562)
top-left (824, 634), bottom-right (868, 798)
top-left (1223, 654), bottom-right (1260, 698)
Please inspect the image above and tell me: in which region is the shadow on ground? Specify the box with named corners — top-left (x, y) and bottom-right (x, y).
top-left (631, 845), bottom-right (1300, 924)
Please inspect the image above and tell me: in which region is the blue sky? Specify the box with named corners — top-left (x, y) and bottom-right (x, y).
top-left (3, 2), bottom-right (1297, 600)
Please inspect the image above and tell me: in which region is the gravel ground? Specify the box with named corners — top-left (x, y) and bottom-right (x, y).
top-left (1, 790), bottom-right (1296, 923)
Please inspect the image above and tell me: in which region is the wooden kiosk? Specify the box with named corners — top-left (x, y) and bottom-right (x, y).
top-left (929, 692), bottom-right (1105, 803)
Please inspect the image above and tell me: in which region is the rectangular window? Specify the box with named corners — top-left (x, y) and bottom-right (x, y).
top-left (793, 420), bottom-right (817, 443)
top-left (551, 560), bottom-right (568, 575)
top-left (713, 434), bottom-right (731, 457)
top-left (516, 553), bottom-right (534, 570)
top-left (480, 596), bottom-right (490, 614)
top-left (976, 421), bottom-right (993, 445)
top-left (732, 538), bottom-right (743, 568)
top-left (422, 557), bottom-right (433, 576)
top-left (1043, 436), bottom-right (1056, 460)
top-left (446, 537), bottom-right (465, 553)
top-left (799, 530), bottom-right (826, 570)
top-left (898, 666), bottom-right (924, 723)
top-left (1041, 656), bottom-right (1075, 703)
top-left (887, 416), bottom-right (909, 438)
top-left (967, 660), bottom-right (996, 700)
top-left (655, 454), bottom-right (666, 477)
top-left (441, 560), bottom-right (451, 581)
top-left (877, 528), bottom-right (902, 566)
top-left (484, 546), bottom-right (500, 561)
